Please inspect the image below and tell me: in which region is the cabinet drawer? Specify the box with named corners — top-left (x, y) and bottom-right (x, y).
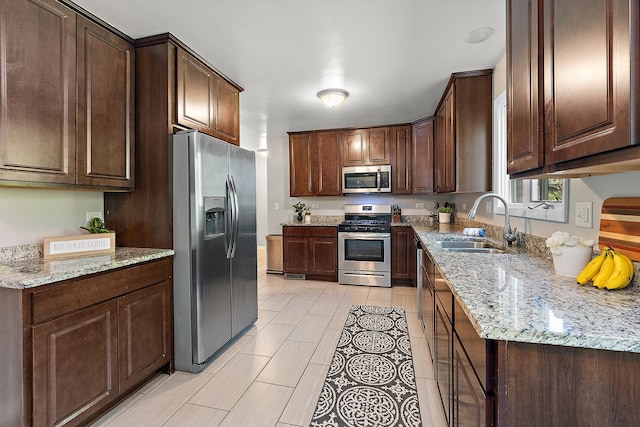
top-left (31, 258), bottom-right (172, 324)
top-left (283, 226), bottom-right (337, 238)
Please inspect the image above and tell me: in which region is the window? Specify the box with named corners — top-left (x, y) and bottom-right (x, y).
top-left (493, 91), bottom-right (569, 223)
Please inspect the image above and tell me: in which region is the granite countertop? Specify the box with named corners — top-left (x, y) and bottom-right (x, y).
top-left (281, 216), bottom-right (343, 227)
top-left (0, 247), bottom-right (174, 290)
top-left (414, 225), bottom-right (640, 353)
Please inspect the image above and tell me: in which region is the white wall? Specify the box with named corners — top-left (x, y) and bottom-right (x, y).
top-left (453, 54), bottom-right (640, 242)
top-left (0, 188), bottom-right (103, 247)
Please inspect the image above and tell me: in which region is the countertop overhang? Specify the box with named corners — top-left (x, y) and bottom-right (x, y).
top-left (414, 225), bottom-right (640, 353)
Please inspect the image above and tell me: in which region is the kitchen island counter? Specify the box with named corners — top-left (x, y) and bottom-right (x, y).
top-left (0, 247), bottom-right (174, 290)
top-left (414, 225), bottom-right (640, 353)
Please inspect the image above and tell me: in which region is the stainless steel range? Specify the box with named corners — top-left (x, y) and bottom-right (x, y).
top-left (338, 204), bottom-right (392, 287)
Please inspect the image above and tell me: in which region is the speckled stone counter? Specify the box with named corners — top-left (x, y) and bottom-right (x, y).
top-left (0, 247), bottom-right (174, 289)
top-left (281, 215), bottom-right (342, 227)
top-left (414, 225), bottom-right (640, 353)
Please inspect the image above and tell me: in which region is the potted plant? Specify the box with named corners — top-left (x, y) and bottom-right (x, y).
top-left (292, 202), bottom-right (308, 222)
top-left (437, 206), bottom-right (453, 223)
top-left (545, 231), bottom-right (596, 277)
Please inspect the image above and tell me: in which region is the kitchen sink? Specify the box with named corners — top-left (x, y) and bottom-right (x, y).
top-left (441, 247), bottom-right (506, 254)
top-left (436, 239), bottom-right (506, 254)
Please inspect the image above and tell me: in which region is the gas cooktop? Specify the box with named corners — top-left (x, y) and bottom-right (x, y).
top-left (338, 204), bottom-right (392, 233)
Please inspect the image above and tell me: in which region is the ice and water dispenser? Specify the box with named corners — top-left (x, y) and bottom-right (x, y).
top-left (204, 196), bottom-right (226, 239)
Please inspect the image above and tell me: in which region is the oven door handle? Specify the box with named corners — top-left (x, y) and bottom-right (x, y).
top-left (339, 232), bottom-right (391, 240)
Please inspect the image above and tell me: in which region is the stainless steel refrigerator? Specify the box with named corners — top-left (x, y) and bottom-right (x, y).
top-left (172, 130), bottom-right (257, 373)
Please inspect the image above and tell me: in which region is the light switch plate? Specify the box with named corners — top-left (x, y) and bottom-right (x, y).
top-left (416, 202), bottom-right (425, 208)
top-left (575, 201), bottom-right (593, 228)
top-left (312, 204), bottom-right (320, 209)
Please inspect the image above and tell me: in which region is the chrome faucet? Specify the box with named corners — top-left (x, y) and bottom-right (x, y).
top-left (467, 193), bottom-right (518, 246)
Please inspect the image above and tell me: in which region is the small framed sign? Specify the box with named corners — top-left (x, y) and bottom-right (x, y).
top-left (43, 233), bottom-right (116, 259)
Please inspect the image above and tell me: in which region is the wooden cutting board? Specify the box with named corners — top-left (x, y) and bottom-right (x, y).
top-left (599, 197), bottom-right (640, 262)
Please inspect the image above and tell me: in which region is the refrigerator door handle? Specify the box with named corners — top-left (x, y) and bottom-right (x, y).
top-left (229, 174), bottom-right (240, 258)
top-left (225, 175), bottom-right (236, 259)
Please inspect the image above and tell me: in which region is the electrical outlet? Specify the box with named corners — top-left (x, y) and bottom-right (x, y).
top-left (575, 201), bottom-right (593, 228)
top-left (416, 202), bottom-right (425, 209)
top-left (312, 204), bottom-right (320, 209)
top-left (275, 202), bottom-right (280, 210)
top-left (85, 211), bottom-right (103, 222)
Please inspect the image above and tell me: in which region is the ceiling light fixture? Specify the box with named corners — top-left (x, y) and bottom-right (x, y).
top-left (317, 88), bottom-right (349, 108)
top-left (464, 27), bottom-right (495, 44)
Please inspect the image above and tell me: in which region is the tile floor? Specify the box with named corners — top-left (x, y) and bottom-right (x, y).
top-left (92, 249), bottom-right (447, 426)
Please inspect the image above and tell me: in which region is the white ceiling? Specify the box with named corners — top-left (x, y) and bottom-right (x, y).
top-left (73, 0), bottom-right (506, 150)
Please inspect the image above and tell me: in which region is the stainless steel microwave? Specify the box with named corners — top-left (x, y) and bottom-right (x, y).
top-left (342, 165), bottom-right (392, 194)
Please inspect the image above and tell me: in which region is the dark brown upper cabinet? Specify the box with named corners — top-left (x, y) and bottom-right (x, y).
top-left (177, 47), bottom-right (240, 145)
top-left (0, 0), bottom-right (134, 190)
top-left (433, 70), bottom-right (492, 193)
top-left (0, 0), bottom-right (77, 186)
top-left (105, 34), bottom-right (243, 249)
top-left (507, 0), bottom-right (640, 177)
top-left (412, 118), bottom-right (434, 194)
top-left (342, 127), bottom-right (391, 166)
top-left (288, 130), bottom-right (342, 197)
top-left (77, 16), bottom-right (135, 189)
top-left (391, 125), bottom-right (412, 194)
top-left (289, 132), bottom-right (314, 197)
top-left (314, 130), bottom-right (342, 196)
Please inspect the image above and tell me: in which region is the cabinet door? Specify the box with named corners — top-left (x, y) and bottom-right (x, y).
top-left (77, 16), bottom-right (134, 189)
top-left (32, 300), bottom-right (118, 426)
top-left (283, 236), bottom-right (309, 273)
top-left (412, 118), bottom-right (434, 193)
top-left (314, 130), bottom-right (342, 195)
top-left (435, 295), bottom-right (452, 424)
top-left (213, 76), bottom-right (240, 145)
top-left (391, 125), bottom-right (412, 194)
top-left (118, 281), bottom-right (171, 393)
top-left (392, 227), bottom-right (416, 285)
top-left (422, 254), bottom-right (435, 360)
top-left (289, 133), bottom-right (314, 196)
top-left (454, 336), bottom-right (490, 427)
top-left (507, 0), bottom-right (543, 174)
top-left (342, 129), bottom-right (367, 165)
top-left (176, 48), bottom-right (215, 134)
top-left (308, 237), bottom-right (338, 277)
top-left (366, 127), bottom-right (391, 165)
top-left (543, 0), bottom-right (633, 165)
top-left (0, 0), bottom-right (76, 185)
top-left (436, 89), bottom-right (455, 193)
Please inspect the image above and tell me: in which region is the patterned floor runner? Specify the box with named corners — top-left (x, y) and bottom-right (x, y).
top-left (310, 305), bottom-right (422, 427)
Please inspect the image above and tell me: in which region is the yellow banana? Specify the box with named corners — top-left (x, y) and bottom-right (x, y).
top-left (576, 249), bottom-right (608, 285)
top-left (592, 251), bottom-right (615, 289)
top-left (605, 252), bottom-right (634, 290)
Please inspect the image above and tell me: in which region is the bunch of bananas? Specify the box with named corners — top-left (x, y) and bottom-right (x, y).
top-left (576, 247), bottom-right (635, 290)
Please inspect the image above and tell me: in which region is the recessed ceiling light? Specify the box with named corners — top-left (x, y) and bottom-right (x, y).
top-left (317, 88), bottom-right (349, 108)
top-left (464, 27), bottom-right (495, 44)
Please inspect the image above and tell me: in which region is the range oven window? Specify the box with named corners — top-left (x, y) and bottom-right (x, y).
top-left (344, 238), bottom-right (385, 262)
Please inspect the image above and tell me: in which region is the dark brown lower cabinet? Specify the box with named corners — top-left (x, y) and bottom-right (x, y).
top-left (391, 227), bottom-right (416, 286)
top-left (435, 294), bottom-right (453, 424)
top-left (0, 257), bottom-right (173, 427)
top-left (283, 226), bottom-right (337, 281)
top-left (118, 281), bottom-right (172, 393)
top-left (454, 335), bottom-right (490, 427)
top-left (426, 247), bottom-right (493, 427)
top-left (32, 300), bottom-right (119, 426)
